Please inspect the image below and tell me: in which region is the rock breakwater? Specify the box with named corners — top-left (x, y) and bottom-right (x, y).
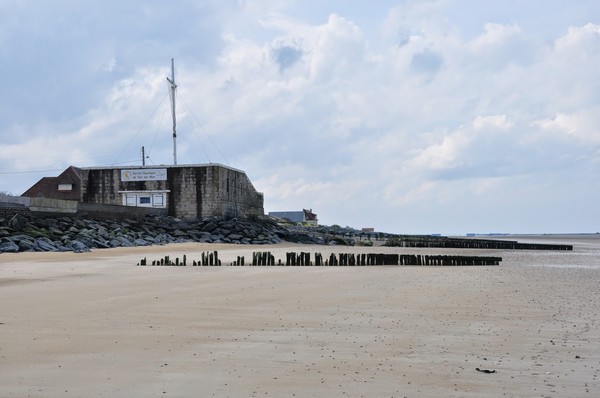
top-left (0, 212), bottom-right (574, 254)
top-left (0, 213), bottom-right (305, 253)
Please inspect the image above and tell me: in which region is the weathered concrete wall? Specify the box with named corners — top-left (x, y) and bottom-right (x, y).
top-left (80, 165), bottom-right (264, 220)
top-left (81, 169), bottom-right (120, 205)
top-left (81, 169), bottom-right (169, 205)
top-left (77, 202), bottom-right (167, 219)
top-left (168, 165), bottom-right (264, 219)
top-left (0, 195), bottom-right (30, 207)
top-left (29, 198), bottom-right (78, 213)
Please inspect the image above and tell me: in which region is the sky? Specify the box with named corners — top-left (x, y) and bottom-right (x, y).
top-left (0, 0), bottom-right (599, 235)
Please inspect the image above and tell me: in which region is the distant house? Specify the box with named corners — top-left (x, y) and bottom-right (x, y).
top-left (22, 166), bottom-right (82, 201)
top-left (22, 164), bottom-right (264, 220)
top-left (268, 209), bottom-right (318, 226)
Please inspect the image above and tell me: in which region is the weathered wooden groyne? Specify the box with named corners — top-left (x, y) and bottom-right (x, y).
top-left (385, 236), bottom-right (573, 251)
top-left (139, 251), bottom-right (221, 266)
top-left (139, 251), bottom-right (502, 266)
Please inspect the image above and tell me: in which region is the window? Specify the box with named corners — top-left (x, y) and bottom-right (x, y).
top-left (121, 191), bottom-right (168, 208)
top-left (153, 194), bottom-right (164, 207)
top-left (58, 183), bottom-right (73, 191)
top-left (125, 195), bottom-right (136, 206)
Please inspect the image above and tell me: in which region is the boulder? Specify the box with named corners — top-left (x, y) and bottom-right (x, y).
top-left (227, 233), bottom-right (244, 241)
top-left (0, 240), bottom-right (19, 253)
top-left (35, 237), bottom-right (57, 252)
top-left (17, 239), bottom-right (37, 251)
top-left (8, 214), bottom-right (28, 230)
top-left (71, 240), bottom-right (90, 252)
top-left (116, 236), bottom-right (134, 247)
top-left (201, 222), bottom-right (218, 233)
top-left (133, 238), bottom-right (151, 246)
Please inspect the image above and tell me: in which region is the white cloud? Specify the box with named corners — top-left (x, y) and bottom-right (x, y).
top-left (472, 115), bottom-right (513, 130)
top-left (1, 1), bottom-right (599, 233)
top-left (477, 25), bottom-right (536, 67)
top-left (534, 109), bottom-right (600, 144)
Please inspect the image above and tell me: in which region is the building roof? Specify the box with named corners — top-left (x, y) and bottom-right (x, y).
top-left (21, 166), bottom-right (83, 199)
top-left (303, 208), bottom-right (318, 221)
top-left (80, 163), bottom-right (245, 174)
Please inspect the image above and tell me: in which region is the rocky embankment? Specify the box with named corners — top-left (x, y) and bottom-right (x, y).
top-left (0, 213), bottom-right (353, 253)
top-left (0, 212), bottom-right (573, 254)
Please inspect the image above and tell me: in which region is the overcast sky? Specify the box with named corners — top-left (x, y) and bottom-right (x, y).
top-left (1, 0), bottom-right (599, 235)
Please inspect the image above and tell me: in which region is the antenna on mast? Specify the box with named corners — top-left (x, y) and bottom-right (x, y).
top-left (166, 58), bottom-right (177, 165)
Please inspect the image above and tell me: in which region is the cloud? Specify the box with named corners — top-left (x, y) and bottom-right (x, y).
top-left (1, 1), bottom-right (599, 233)
top-left (271, 41), bottom-right (303, 72)
top-left (410, 49), bottom-right (443, 74)
top-left (467, 22), bottom-right (537, 68)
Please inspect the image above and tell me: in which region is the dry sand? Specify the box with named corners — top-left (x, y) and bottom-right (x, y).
top-left (1, 237), bottom-right (599, 397)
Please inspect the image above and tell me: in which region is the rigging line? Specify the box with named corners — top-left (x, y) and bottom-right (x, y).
top-left (111, 93), bottom-right (169, 166)
top-left (98, 159), bottom-right (142, 167)
top-left (145, 155), bottom-right (156, 165)
top-left (177, 93), bottom-right (230, 166)
top-left (0, 168), bottom-right (66, 175)
top-left (180, 106), bottom-right (211, 163)
top-left (147, 94), bottom-right (170, 158)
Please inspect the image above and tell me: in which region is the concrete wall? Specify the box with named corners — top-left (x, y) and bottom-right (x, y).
top-left (77, 202), bottom-right (167, 219)
top-left (80, 164), bottom-right (264, 220)
top-left (0, 195), bottom-right (30, 207)
top-left (81, 169), bottom-right (168, 205)
top-left (29, 197), bottom-right (78, 213)
top-left (0, 195), bottom-right (164, 219)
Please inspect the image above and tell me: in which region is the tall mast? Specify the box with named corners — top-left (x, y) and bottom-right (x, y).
top-left (166, 58), bottom-right (177, 165)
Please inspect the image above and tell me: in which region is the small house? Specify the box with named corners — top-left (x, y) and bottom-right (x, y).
top-left (268, 209), bottom-right (318, 226)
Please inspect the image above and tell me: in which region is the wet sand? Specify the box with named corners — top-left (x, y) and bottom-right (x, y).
top-left (1, 238), bottom-right (599, 397)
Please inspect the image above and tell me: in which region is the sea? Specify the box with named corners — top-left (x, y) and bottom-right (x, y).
top-left (492, 234), bottom-right (600, 269)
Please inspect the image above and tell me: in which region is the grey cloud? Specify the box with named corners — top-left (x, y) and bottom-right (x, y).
top-left (272, 44), bottom-right (303, 72)
top-left (410, 49), bottom-right (443, 73)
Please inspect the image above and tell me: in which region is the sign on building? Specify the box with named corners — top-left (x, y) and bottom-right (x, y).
top-left (120, 168), bottom-right (167, 182)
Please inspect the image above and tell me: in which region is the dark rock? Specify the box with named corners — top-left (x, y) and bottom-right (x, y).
top-left (35, 237), bottom-right (57, 252)
top-left (228, 233), bottom-right (244, 241)
top-left (8, 214), bottom-right (28, 230)
top-left (91, 239), bottom-right (112, 249)
top-left (55, 244), bottom-right (74, 252)
top-left (71, 240), bottom-right (90, 252)
top-left (134, 238), bottom-right (151, 246)
top-left (201, 222), bottom-right (218, 233)
top-left (0, 240), bottom-right (19, 253)
top-left (17, 239), bottom-right (37, 251)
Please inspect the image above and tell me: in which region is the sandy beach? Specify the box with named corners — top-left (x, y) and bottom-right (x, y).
top-left (1, 237), bottom-right (599, 397)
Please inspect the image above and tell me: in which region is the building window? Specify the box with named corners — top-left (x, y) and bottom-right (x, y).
top-left (58, 183), bottom-right (73, 191)
top-left (121, 191), bottom-right (168, 208)
top-left (153, 194), bottom-right (164, 207)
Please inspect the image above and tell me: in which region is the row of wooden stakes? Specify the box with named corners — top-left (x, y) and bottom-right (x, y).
top-left (137, 251), bottom-right (502, 266)
top-left (137, 252), bottom-right (221, 267)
